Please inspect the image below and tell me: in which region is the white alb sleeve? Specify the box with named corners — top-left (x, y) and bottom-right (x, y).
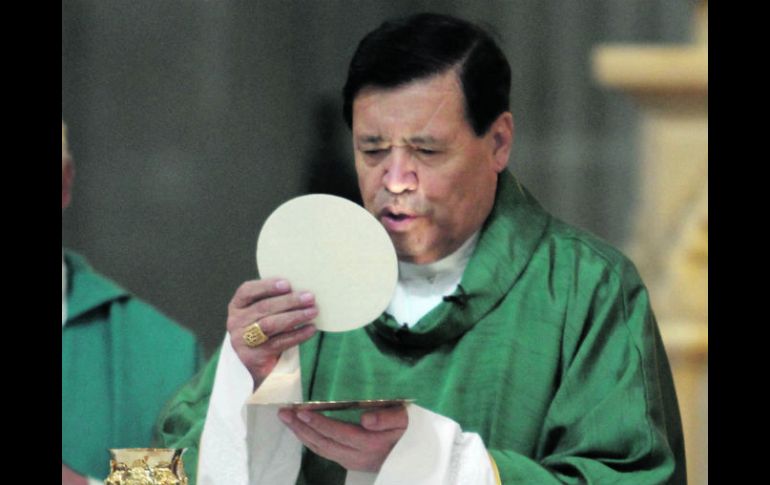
top-left (197, 333), bottom-right (304, 485)
top-left (196, 334), bottom-right (253, 485)
top-left (345, 404), bottom-right (498, 485)
top-left (197, 334), bottom-right (497, 485)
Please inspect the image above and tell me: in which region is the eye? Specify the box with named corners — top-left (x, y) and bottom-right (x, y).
top-left (358, 147), bottom-right (389, 166)
top-left (362, 148), bottom-right (386, 155)
top-left (417, 148), bottom-right (437, 155)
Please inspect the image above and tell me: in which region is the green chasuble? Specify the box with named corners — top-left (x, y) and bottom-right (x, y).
top-left (156, 170), bottom-right (686, 484)
top-left (62, 250), bottom-right (204, 480)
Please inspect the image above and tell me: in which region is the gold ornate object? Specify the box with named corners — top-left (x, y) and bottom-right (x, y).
top-left (243, 321), bottom-right (269, 347)
top-left (106, 448), bottom-right (188, 485)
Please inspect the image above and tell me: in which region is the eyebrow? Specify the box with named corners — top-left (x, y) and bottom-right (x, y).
top-left (356, 135), bottom-right (385, 145)
top-left (355, 135), bottom-right (443, 146)
top-left (407, 136), bottom-right (441, 145)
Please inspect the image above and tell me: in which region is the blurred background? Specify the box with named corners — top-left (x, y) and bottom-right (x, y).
top-left (62, 0), bottom-right (696, 353)
top-left (62, 0), bottom-right (706, 480)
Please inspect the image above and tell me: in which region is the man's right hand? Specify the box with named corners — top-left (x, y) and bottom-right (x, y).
top-left (227, 278), bottom-right (318, 389)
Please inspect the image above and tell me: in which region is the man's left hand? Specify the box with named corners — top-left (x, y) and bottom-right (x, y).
top-left (278, 405), bottom-right (408, 472)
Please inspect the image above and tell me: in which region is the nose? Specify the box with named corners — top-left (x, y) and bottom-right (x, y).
top-left (382, 147), bottom-right (417, 194)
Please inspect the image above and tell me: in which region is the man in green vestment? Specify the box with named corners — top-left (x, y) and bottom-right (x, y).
top-left (156, 13), bottom-right (686, 484)
top-left (62, 122), bottom-right (205, 485)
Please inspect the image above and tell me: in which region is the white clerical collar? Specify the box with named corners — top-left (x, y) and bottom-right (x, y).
top-left (397, 231), bottom-right (480, 284)
top-left (387, 231), bottom-right (480, 328)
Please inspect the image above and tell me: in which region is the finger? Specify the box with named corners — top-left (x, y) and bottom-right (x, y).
top-left (279, 410), bottom-right (358, 459)
top-left (232, 324), bottom-right (317, 380)
top-left (234, 305), bottom-right (318, 338)
top-left (279, 410), bottom-right (404, 473)
top-left (261, 305), bottom-right (318, 336)
top-left (360, 405), bottom-right (409, 431)
top-left (227, 291), bottom-right (315, 333)
top-left (229, 278), bottom-right (291, 310)
top-left (244, 291), bottom-right (316, 326)
top-left (259, 323), bottom-right (317, 353)
top-left (232, 320), bottom-right (317, 356)
top-left (291, 411), bottom-right (370, 449)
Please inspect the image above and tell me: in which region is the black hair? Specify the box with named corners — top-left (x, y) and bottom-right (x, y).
top-left (342, 13), bottom-right (511, 136)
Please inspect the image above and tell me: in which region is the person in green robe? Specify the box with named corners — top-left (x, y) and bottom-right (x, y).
top-left (62, 122), bottom-right (205, 485)
top-left (155, 13), bottom-right (686, 484)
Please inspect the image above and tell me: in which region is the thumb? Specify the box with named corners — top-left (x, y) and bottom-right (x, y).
top-left (361, 405), bottom-right (409, 431)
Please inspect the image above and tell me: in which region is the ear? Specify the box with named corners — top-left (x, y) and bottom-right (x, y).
top-left (487, 112), bottom-right (514, 173)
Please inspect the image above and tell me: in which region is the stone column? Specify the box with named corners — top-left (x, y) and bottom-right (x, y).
top-left (591, 2), bottom-right (708, 483)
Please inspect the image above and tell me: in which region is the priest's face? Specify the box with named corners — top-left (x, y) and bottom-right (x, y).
top-left (352, 70), bottom-right (512, 264)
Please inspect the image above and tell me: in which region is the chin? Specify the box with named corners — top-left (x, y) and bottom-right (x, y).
top-left (391, 233), bottom-right (445, 264)
top-left (394, 245), bottom-right (426, 264)
top-left (395, 247), bottom-right (441, 265)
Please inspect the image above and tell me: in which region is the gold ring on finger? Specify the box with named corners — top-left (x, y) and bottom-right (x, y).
top-left (243, 322), bottom-right (269, 348)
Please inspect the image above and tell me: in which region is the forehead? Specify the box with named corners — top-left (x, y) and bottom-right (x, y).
top-left (351, 71), bottom-right (469, 137)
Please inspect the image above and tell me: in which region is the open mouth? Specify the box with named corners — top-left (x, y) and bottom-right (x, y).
top-left (381, 209), bottom-right (417, 228)
top-left (386, 212), bottom-right (411, 221)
